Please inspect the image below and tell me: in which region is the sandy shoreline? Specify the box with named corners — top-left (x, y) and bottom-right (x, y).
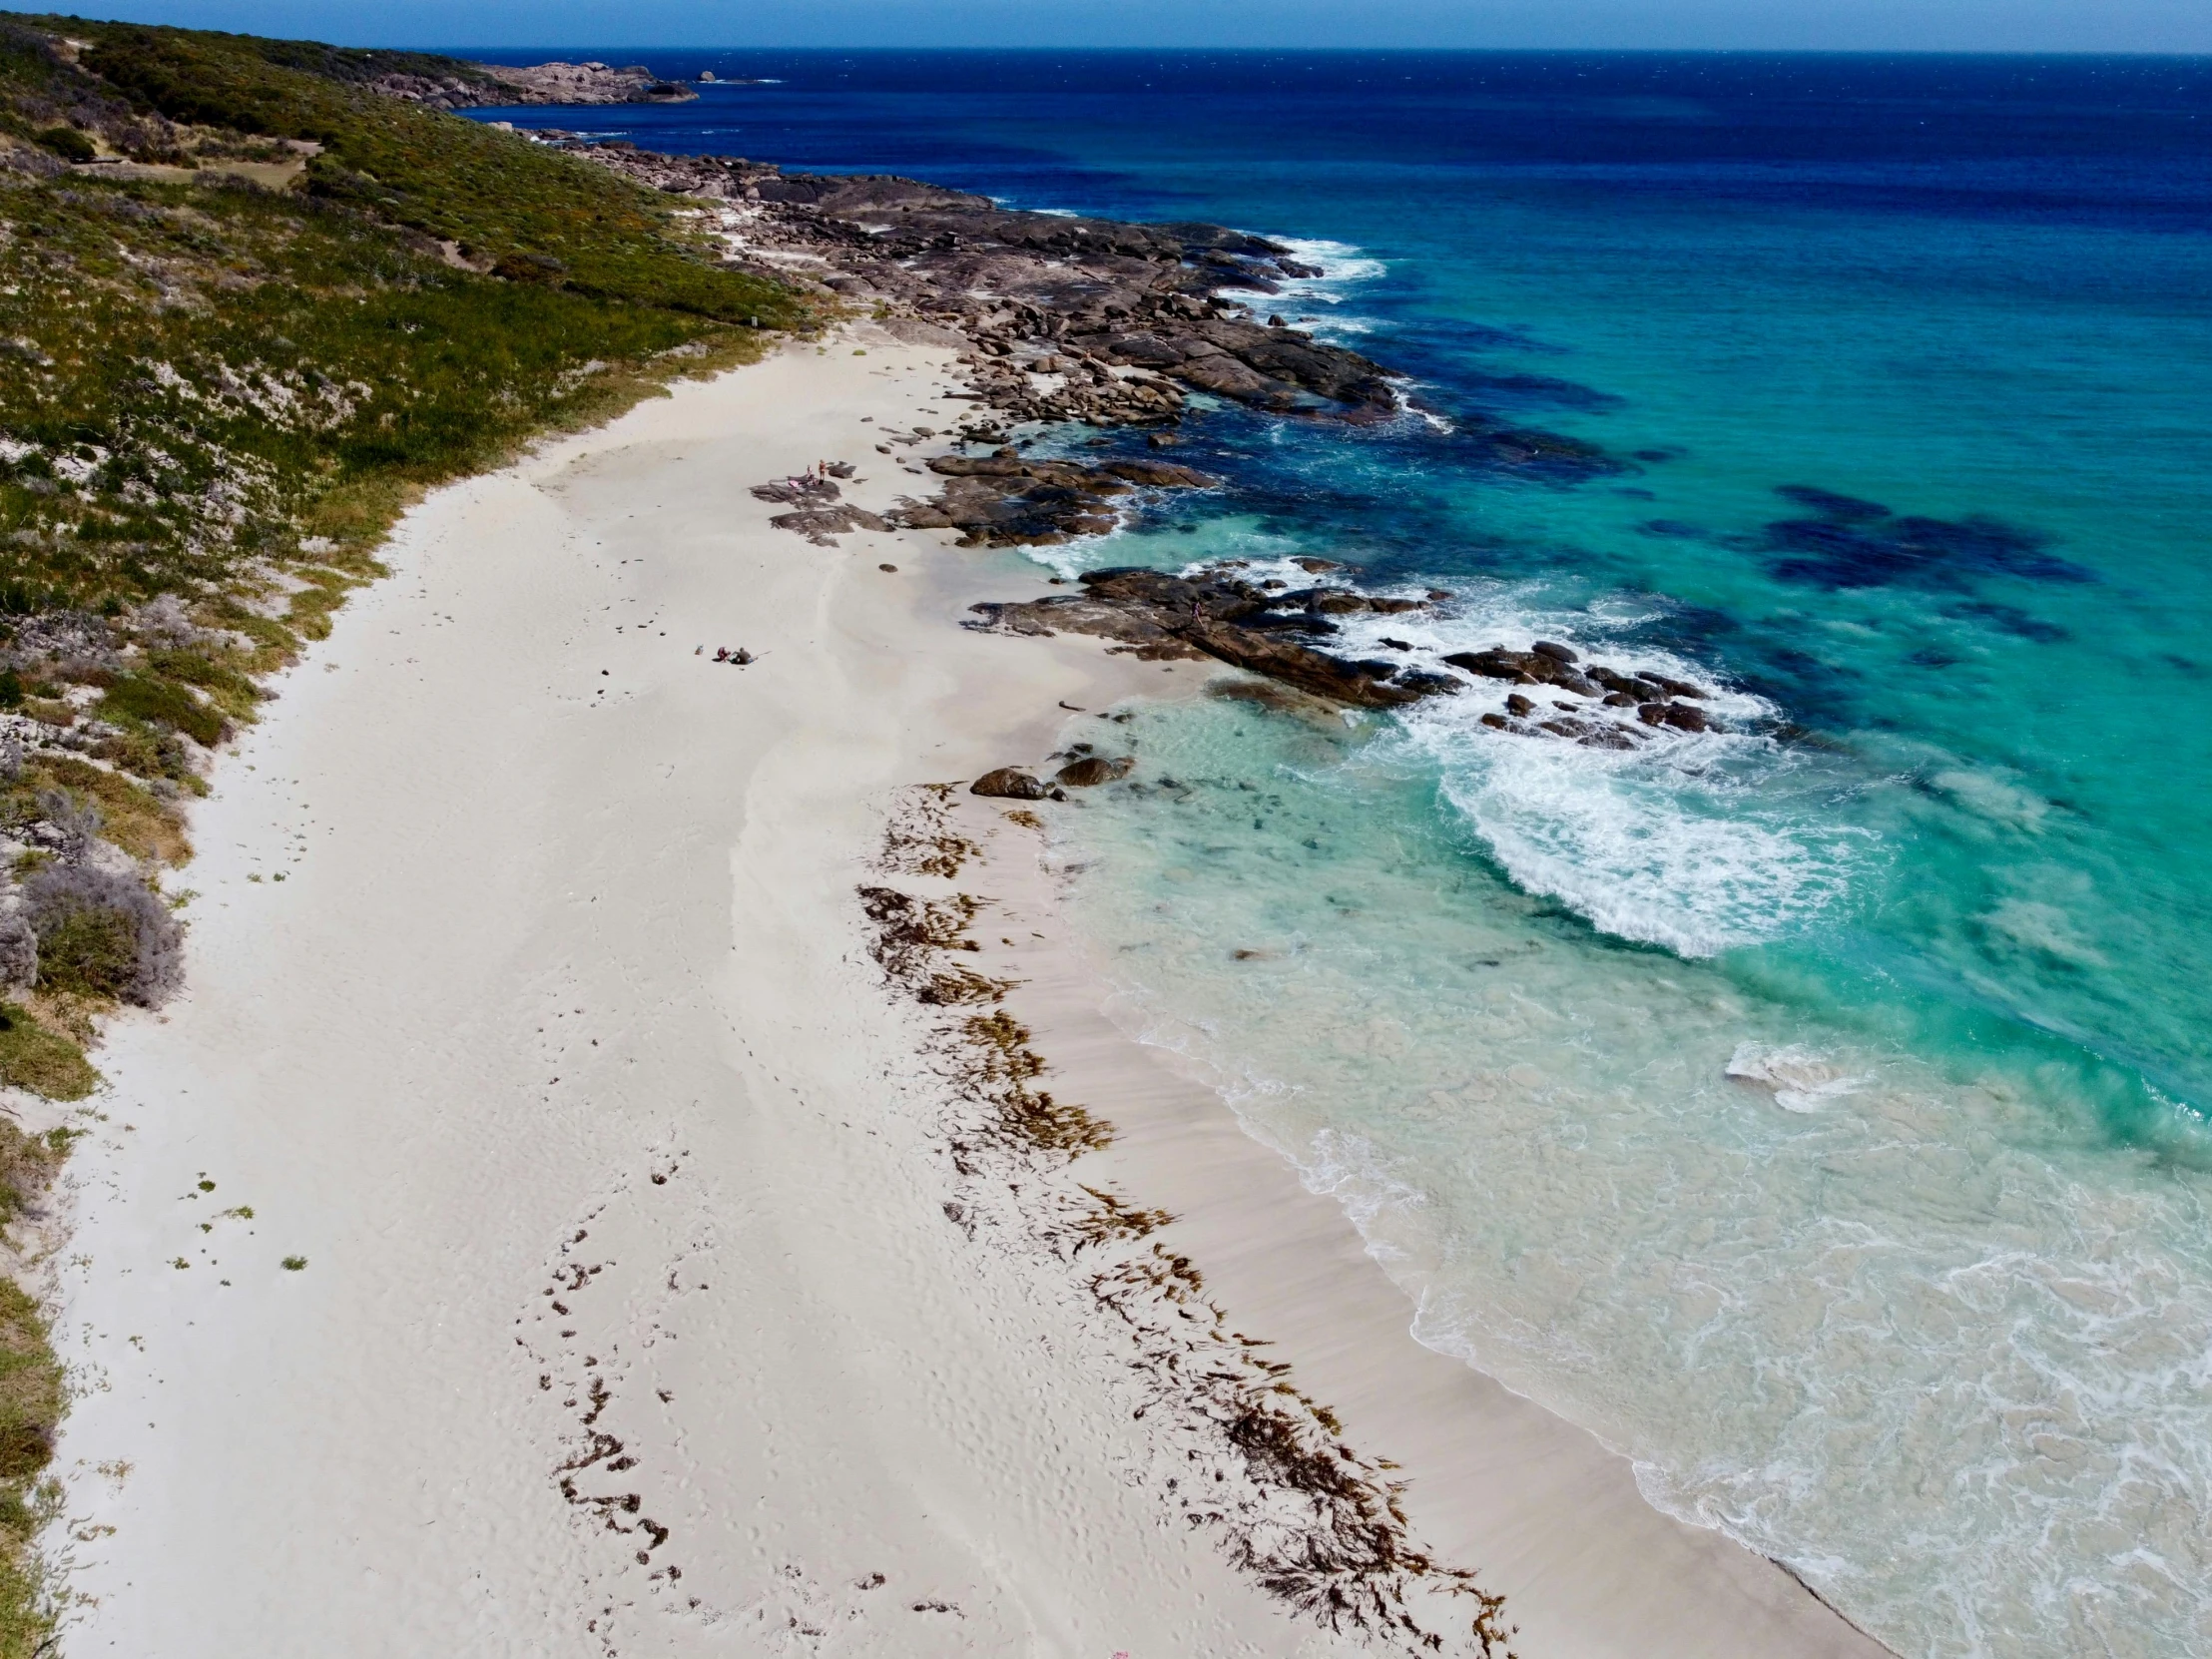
top-left (41, 333), bottom-right (1886, 1656)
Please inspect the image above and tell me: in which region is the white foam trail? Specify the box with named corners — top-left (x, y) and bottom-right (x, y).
top-left (1272, 236), bottom-right (1388, 285)
top-left (1725, 1043), bottom-right (1870, 1112)
top-left (1041, 600), bottom-right (2212, 1659)
top-left (1332, 597), bottom-right (1869, 956)
top-left (1208, 235), bottom-right (1388, 346)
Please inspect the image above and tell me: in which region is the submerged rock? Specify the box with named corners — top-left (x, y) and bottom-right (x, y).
top-left (1055, 755), bottom-right (1134, 788)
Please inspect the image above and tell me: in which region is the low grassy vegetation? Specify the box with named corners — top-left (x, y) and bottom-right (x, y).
top-left (0, 15), bottom-right (812, 1643)
top-left (0, 1006), bottom-right (91, 1100)
top-left (0, 1117), bottom-right (62, 1657)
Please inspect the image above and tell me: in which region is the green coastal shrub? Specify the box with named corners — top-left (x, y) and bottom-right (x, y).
top-left (31, 124), bottom-right (90, 162)
top-left (100, 673), bottom-right (228, 748)
top-left (0, 1005), bottom-right (95, 1101)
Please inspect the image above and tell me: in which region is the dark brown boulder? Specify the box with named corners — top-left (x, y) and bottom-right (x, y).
top-left (970, 768), bottom-right (1051, 800)
top-left (1532, 640), bottom-right (1579, 664)
top-left (1636, 701), bottom-right (1714, 733)
top-left (1442, 649), bottom-right (1526, 681)
top-left (1393, 669), bottom-right (1463, 696)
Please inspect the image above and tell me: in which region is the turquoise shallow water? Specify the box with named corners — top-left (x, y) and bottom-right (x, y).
top-left (469, 53), bottom-right (2212, 1655)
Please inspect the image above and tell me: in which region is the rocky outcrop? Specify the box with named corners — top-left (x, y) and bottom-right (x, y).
top-left (884, 452), bottom-right (1216, 548)
top-left (375, 62), bottom-right (699, 109)
top-left (537, 148), bottom-right (1567, 440)
top-left (770, 504), bottom-right (888, 545)
top-left (968, 566), bottom-right (1437, 710)
top-left (966, 563), bottom-right (1733, 742)
top-left (750, 473), bottom-right (887, 544)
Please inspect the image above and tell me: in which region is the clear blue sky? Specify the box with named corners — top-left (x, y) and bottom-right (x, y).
top-left (60, 0), bottom-right (2212, 54)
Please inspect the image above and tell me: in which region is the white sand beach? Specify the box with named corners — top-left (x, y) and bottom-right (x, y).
top-left (44, 334), bottom-right (1888, 1657)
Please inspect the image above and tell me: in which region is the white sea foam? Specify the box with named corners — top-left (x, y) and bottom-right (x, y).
top-left (1052, 724), bottom-right (2212, 1658)
top-left (1334, 597), bottom-right (1867, 956)
top-left (1272, 236), bottom-right (1388, 286)
top-left (1208, 234), bottom-right (1388, 346)
top-left (1724, 1043), bottom-right (1869, 1111)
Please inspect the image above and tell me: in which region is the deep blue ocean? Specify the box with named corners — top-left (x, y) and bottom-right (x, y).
top-left (463, 53), bottom-right (2212, 1658)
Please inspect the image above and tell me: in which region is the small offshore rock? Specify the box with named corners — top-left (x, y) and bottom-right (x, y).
top-left (970, 768), bottom-right (1051, 800)
top-left (1505, 693), bottom-right (1536, 716)
top-left (1393, 669), bottom-right (1463, 696)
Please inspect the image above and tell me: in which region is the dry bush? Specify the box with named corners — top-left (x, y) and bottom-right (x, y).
top-left (23, 863), bottom-right (183, 1007)
top-left (32, 789), bottom-right (98, 865)
top-left (0, 924), bottom-right (30, 998)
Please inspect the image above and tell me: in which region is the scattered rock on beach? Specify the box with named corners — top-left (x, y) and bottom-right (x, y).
top-left (751, 475), bottom-right (841, 505)
top-left (770, 505), bottom-right (889, 546)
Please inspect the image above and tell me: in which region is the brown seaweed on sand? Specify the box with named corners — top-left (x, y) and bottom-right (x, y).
top-left (855, 787), bottom-right (1518, 1658)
